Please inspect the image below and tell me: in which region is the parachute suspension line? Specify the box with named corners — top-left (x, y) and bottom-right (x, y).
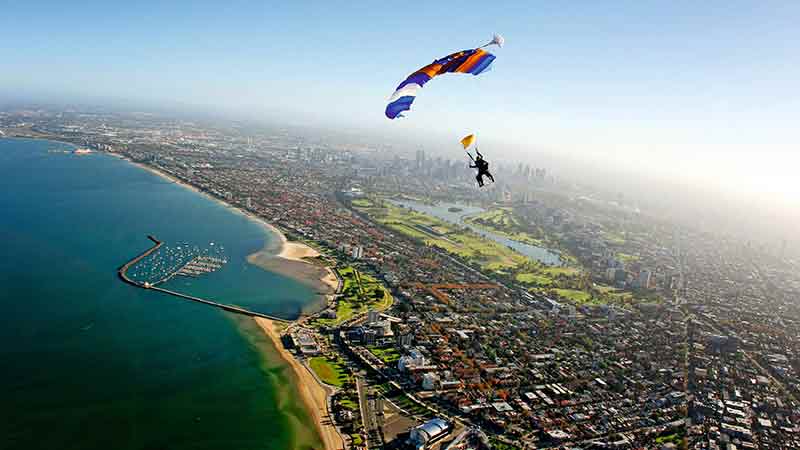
top-left (480, 34), bottom-right (505, 49)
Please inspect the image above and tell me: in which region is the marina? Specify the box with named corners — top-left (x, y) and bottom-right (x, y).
top-left (125, 239), bottom-right (228, 286)
top-left (175, 255), bottom-right (227, 278)
top-left (118, 236), bottom-right (287, 322)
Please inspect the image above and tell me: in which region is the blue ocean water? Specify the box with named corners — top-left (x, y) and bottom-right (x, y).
top-left (0, 138), bottom-right (319, 450)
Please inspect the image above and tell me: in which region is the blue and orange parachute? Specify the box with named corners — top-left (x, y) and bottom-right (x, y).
top-left (385, 35), bottom-right (503, 119)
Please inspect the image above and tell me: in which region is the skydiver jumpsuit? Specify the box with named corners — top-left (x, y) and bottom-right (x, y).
top-left (471, 152), bottom-right (494, 187)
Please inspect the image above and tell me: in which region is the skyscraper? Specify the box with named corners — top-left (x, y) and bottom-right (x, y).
top-left (367, 309), bottom-right (379, 325)
top-left (638, 269), bottom-right (651, 289)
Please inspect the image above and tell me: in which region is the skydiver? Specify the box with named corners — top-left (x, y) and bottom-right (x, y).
top-left (469, 149), bottom-right (494, 187)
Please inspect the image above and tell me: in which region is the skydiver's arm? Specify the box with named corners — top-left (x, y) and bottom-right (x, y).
top-left (475, 149), bottom-right (483, 158)
top-left (469, 164), bottom-right (477, 168)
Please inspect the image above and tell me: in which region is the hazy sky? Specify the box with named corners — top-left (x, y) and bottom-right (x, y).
top-left (2, 1), bottom-right (798, 206)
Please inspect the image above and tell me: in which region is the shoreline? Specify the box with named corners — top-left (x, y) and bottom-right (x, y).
top-left (122, 154), bottom-right (339, 298)
top-left (14, 136), bottom-right (343, 450)
top-left (123, 153), bottom-right (342, 450)
top-left (256, 318), bottom-right (345, 450)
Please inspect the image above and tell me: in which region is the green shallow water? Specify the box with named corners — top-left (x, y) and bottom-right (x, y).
top-left (0, 138), bottom-right (321, 450)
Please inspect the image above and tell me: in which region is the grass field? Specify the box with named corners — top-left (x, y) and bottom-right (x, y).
top-left (465, 208), bottom-right (545, 246)
top-left (352, 198), bottom-right (632, 308)
top-left (391, 393), bottom-right (435, 419)
top-left (655, 433), bottom-right (682, 445)
top-left (541, 284), bottom-right (639, 307)
top-left (368, 346), bottom-right (400, 364)
top-left (490, 439), bottom-right (522, 450)
top-left (339, 397), bottom-right (358, 411)
top-left (309, 356), bottom-right (350, 387)
top-left (554, 288), bottom-right (592, 303)
top-left (315, 266), bottom-right (393, 327)
top-left (595, 284), bottom-right (619, 294)
top-left (515, 262), bottom-right (581, 288)
top-left (603, 231), bottom-right (627, 245)
top-left (542, 266), bottom-right (580, 277)
top-left (354, 200), bottom-right (527, 271)
top-left (373, 382), bottom-right (434, 419)
top-left (617, 252), bottom-right (640, 263)
top-left (594, 284), bottom-right (634, 303)
top-left (350, 198), bottom-right (374, 208)
top-left (516, 272), bottom-right (554, 285)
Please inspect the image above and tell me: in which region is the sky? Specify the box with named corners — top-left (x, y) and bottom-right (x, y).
top-left (1, 0), bottom-right (798, 211)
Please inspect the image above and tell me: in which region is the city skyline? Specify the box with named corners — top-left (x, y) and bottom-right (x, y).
top-left (2, 1), bottom-right (798, 207)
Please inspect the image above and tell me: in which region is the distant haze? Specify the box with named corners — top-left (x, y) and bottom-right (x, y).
top-left (2, 0), bottom-right (798, 241)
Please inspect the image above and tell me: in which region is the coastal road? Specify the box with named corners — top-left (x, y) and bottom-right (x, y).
top-left (357, 376), bottom-right (383, 449)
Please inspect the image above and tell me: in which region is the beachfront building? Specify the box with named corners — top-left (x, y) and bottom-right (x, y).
top-left (295, 331), bottom-right (320, 356)
top-left (407, 418), bottom-right (450, 449)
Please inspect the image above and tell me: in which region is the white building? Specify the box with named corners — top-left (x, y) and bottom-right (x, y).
top-left (422, 372), bottom-right (440, 390)
top-left (408, 418), bottom-right (450, 449)
top-left (398, 349), bottom-right (426, 372)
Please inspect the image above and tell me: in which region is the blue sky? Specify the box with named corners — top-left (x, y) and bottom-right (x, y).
top-left (2, 1), bottom-right (799, 204)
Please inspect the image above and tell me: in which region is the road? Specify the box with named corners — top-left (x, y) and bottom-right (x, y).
top-left (357, 376), bottom-right (383, 449)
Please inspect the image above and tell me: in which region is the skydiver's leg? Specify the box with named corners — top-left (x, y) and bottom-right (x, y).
top-left (486, 171), bottom-right (495, 183)
top-left (476, 173), bottom-right (484, 187)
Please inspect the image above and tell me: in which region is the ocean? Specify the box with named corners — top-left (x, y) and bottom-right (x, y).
top-left (0, 138), bottom-right (321, 450)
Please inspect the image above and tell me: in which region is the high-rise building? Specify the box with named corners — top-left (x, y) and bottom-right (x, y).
top-left (367, 309), bottom-right (379, 324)
top-left (638, 269), bottom-right (651, 289)
top-left (614, 268), bottom-right (626, 284)
top-left (363, 329), bottom-right (377, 345)
top-left (398, 332), bottom-right (413, 347)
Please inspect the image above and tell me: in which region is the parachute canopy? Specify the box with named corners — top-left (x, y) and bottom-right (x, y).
top-left (385, 44), bottom-right (497, 120)
top-left (460, 134), bottom-right (476, 149)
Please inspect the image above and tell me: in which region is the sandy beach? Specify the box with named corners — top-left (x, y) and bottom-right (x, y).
top-left (256, 318), bottom-right (345, 450)
top-left (126, 156), bottom-right (339, 296)
top-left (246, 224), bottom-right (339, 302)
